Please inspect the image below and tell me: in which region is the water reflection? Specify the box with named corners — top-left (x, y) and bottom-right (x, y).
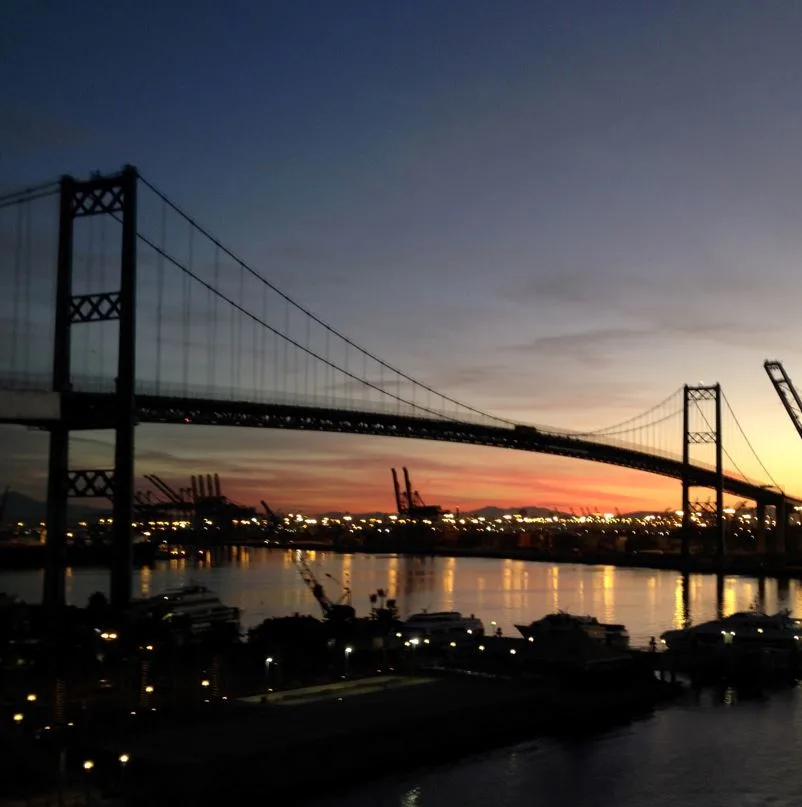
top-left (778, 577), bottom-right (791, 610)
top-left (4, 552), bottom-right (802, 646)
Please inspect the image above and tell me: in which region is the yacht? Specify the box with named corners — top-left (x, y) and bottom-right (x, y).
top-left (660, 609), bottom-right (802, 651)
top-left (131, 584), bottom-right (240, 636)
top-left (401, 611), bottom-right (484, 645)
top-left (515, 612), bottom-right (630, 649)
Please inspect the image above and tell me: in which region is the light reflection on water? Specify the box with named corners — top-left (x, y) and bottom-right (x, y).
top-left (3, 552), bottom-right (802, 806)
top-left (0, 549), bottom-right (798, 644)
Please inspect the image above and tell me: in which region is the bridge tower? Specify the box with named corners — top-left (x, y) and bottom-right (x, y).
top-left (681, 383), bottom-right (724, 558)
top-left (44, 166), bottom-right (138, 614)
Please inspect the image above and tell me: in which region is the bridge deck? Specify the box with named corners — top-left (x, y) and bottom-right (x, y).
top-left (0, 390), bottom-right (793, 506)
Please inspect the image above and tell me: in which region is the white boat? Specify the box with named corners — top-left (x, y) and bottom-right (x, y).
top-left (131, 584), bottom-right (240, 636)
top-left (660, 609), bottom-right (802, 651)
top-left (401, 611), bottom-right (484, 645)
top-left (515, 612), bottom-right (630, 649)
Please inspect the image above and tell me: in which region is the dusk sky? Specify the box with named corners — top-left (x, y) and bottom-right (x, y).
top-left (3, 2), bottom-right (802, 514)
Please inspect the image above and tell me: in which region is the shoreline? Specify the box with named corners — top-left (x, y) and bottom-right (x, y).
top-left (266, 540), bottom-right (802, 581)
top-left (1, 539), bottom-right (800, 582)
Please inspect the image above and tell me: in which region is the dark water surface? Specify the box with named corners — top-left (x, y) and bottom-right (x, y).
top-left (2, 549), bottom-right (801, 806)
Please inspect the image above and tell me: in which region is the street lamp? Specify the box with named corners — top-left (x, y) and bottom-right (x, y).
top-left (26, 693), bottom-right (37, 703)
top-left (118, 753), bottom-right (130, 793)
top-left (82, 760), bottom-right (94, 805)
top-left (265, 657), bottom-right (273, 694)
top-left (12, 713), bottom-right (23, 724)
top-left (344, 646), bottom-right (353, 676)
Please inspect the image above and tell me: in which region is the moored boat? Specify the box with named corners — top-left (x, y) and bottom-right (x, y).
top-left (660, 609), bottom-right (802, 651)
top-left (401, 610), bottom-right (484, 645)
top-left (130, 583), bottom-right (240, 636)
top-left (515, 612), bottom-right (630, 649)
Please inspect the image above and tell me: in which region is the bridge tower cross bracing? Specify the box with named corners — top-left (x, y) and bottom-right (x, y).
top-left (44, 166), bottom-right (138, 614)
top-left (681, 383), bottom-right (724, 558)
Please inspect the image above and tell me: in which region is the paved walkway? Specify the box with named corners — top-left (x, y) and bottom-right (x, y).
top-left (238, 675), bottom-right (436, 706)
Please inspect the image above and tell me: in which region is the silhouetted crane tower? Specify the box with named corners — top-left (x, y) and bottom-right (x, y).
top-left (764, 360), bottom-right (802, 439)
top-left (391, 467), bottom-right (442, 520)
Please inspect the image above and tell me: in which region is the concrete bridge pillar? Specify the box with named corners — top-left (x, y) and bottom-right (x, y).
top-left (755, 502), bottom-right (766, 554)
top-left (775, 499), bottom-right (788, 556)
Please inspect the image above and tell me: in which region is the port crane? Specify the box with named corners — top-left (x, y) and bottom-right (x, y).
top-left (390, 467), bottom-right (442, 520)
top-left (295, 553), bottom-right (355, 621)
top-left (260, 500), bottom-right (282, 532)
top-left (764, 360), bottom-right (802, 440)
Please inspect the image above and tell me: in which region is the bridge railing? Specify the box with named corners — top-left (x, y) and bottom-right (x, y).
top-left (532, 427), bottom-right (752, 485)
top-left (0, 372), bottom-right (759, 485)
top-left (0, 372), bottom-right (513, 428)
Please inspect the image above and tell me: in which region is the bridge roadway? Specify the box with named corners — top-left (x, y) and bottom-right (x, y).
top-left (11, 390), bottom-right (786, 508)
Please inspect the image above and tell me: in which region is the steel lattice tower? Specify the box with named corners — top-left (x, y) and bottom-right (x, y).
top-left (44, 166), bottom-right (138, 613)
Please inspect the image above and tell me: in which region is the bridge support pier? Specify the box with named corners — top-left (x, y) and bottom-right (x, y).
top-left (776, 499), bottom-right (794, 557)
top-left (43, 177), bottom-right (74, 614)
top-left (43, 166), bottom-right (138, 615)
top-left (755, 502), bottom-right (767, 554)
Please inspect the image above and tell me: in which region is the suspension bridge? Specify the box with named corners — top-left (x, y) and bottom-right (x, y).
top-left (0, 166), bottom-right (797, 612)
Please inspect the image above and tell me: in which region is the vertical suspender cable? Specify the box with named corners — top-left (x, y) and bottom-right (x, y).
top-left (251, 282), bottom-right (258, 398)
top-left (340, 342), bottom-right (349, 408)
top-left (22, 203), bottom-right (32, 380)
top-left (156, 201), bottom-right (166, 392)
top-left (272, 315), bottom-right (278, 400)
top-left (363, 352), bottom-right (368, 408)
top-left (11, 203), bottom-right (22, 376)
top-left (210, 246), bottom-right (219, 393)
top-left (206, 270), bottom-right (213, 396)
top-left (259, 282), bottom-right (267, 398)
top-left (230, 259), bottom-right (236, 398)
top-left (182, 224), bottom-right (191, 394)
top-left (236, 261), bottom-right (244, 393)
top-left (188, 227), bottom-right (194, 394)
top-left (282, 299), bottom-right (289, 398)
top-left (324, 329), bottom-right (330, 406)
top-left (304, 316), bottom-right (310, 400)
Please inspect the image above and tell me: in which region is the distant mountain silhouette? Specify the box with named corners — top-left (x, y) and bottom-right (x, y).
top-left (2, 491), bottom-right (107, 524)
top-left (465, 505), bottom-right (563, 520)
top-left (319, 505), bottom-right (568, 521)
top-left (3, 492), bottom-right (658, 526)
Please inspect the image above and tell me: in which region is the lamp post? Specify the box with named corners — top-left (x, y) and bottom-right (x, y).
top-left (119, 753), bottom-right (130, 794)
top-left (264, 657), bottom-right (273, 698)
top-left (344, 646), bottom-right (352, 676)
top-left (83, 760), bottom-right (94, 806)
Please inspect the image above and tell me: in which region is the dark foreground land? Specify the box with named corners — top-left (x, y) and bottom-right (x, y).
top-left (1, 630), bottom-right (679, 807)
top-left (85, 670), bottom-right (678, 806)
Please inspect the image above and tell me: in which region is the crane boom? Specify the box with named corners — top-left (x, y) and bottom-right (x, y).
top-left (294, 553), bottom-right (355, 621)
top-left (764, 360), bottom-right (802, 440)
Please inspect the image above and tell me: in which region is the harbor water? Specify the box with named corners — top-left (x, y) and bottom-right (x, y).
top-left (3, 549), bottom-right (802, 806)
